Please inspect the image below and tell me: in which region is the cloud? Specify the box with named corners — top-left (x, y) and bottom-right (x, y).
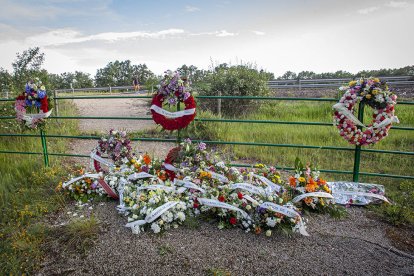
top-left (0, 0), bottom-right (62, 20)
top-left (25, 28), bottom-right (186, 47)
top-left (357, 6), bottom-right (379, 14)
top-left (252, 31), bottom-right (265, 36)
top-left (215, 30), bottom-right (237, 37)
top-left (386, 1), bottom-right (409, 8)
top-left (185, 5), bottom-right (200, 12)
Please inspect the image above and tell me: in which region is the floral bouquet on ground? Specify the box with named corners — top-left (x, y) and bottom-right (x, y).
top-left (57, 167), bottom-right (105, 202)
top-left (15, 78), bottom-right (52, 129)
top-left (288, 158), bottom-right (344, 217)
top-left (91, 129), bottom-right (133, 172)
top-left (122, 180), bottom-right (189, 234)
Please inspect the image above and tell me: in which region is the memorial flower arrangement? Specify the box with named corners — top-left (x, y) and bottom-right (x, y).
top-left (333, 77), bottom-right (399, 146)
top-left (15, 78), bottom-right (52, 129)
top-left (59, 168), bottom-right (104, 202)
top-left (150, 70), bottom-right (196, 130)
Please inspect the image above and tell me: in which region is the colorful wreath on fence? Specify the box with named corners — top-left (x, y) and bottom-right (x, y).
top-left (333, 77), bottom-right (399, 146)
top-left (15, 78), bottom-right (52, 129)
top-left (150, 70), bottom-right (196, 130)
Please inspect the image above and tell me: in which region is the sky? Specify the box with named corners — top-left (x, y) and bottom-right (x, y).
top-left (0, 0), bottom-right (413, 77)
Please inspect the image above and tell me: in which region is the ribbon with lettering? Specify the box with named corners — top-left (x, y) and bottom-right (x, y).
top-left (225, 183), bottom-right (266, 196)
top-left (259, 202), bottom-right (309, 236)
top-left (150, 105), bottom-right (196, 119)
top-left (174, 179), bottom-right (205, 193)
top-left (292, 192), bottom-right (334, 203)
top-left (251, 174), bottom-right (282, 193)
top-left (62, 173), bottom-right (100, 188)
top-left (205, 170), bottom-right (229, 183)
top-left (125, 201), bottom-right (180, 229)
top-left (198, 198), bottom-right (250, 219)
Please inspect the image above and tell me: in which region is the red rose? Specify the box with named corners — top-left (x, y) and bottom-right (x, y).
top-left (237, 192), bottom-right (243, 200)
top-left (193, 203), bottom-right (199, 208)
top-left (229, 217), bottom-right (237, 225)
top-left (218, 195), bottom-right (225, 202)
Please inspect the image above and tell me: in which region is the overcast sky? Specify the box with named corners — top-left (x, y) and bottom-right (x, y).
top-left (0, 0), bottom-right (413, 77)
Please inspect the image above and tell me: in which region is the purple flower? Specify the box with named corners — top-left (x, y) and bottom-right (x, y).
top-left (198, 142), bottom-right (206, 151)
top-left (184, 138), bottom-right (192, 144)
top-left (168, 97), bottom-right (177, 105)
top-left (141, 165), bottom-right (149, 173)
top-left (183, 92), bottom-right (190, 100)
top-left (38, 90), bottom-right (46, 99)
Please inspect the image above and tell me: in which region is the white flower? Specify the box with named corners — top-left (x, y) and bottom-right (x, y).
top-left (266, 217), bottom-right (276, 227)
top-left (246, 205), bottom-right (252, 210)
top-left (151, 223), bottom-right (161, 233)
top-left (267, 196), bottom-right (274, 202)
top-left (173, 223), bottom-right (179, 229)
top-left (132, 214), bottom-right (138, 219)
top-left (176, 211), bottom-right (186, 222)
top-left (265, 230), bottom-right (272, 237)
top-left (131, 225), bottom-right (141, 234)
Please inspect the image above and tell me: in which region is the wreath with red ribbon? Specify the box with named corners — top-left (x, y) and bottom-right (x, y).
top-left (333, 78), bottom-right (399, 146)
top-left (150, 70), bottom-right (196, 130)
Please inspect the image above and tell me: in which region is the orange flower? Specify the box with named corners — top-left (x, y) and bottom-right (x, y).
top-left (255, 226), bottom-right (262, 235)
top-left (275, 212), bottom-right (284, 219)
top-left (304, 197), bottom-right (313, 205)
top-left (85, 178), bottom-right (92, 184)
top-left (143, 154), bottom-right (151, 165)
top-left (199, 171), bottom-right (212, 179)
top-left (305, 178), bottom-right (318, 192)
top-left (289, 176), bottom-right (296, 188)
top-left (318, 178), bottom-right (327, 186)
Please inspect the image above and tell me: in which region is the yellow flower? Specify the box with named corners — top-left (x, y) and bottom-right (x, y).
top-left (373, 78), bottom-right (380, 83)
top-left (365, 94), bottom-right (372, 99)
top-left (349, 81), bottom-right (357, 86)
top-left (372, 90), bottom-right (378, 95)
top-left (298, 177), bottom-right (306, 182)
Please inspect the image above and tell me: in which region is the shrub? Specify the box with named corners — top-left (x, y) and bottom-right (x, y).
top-left (198, 63), bottom-right (271, 117)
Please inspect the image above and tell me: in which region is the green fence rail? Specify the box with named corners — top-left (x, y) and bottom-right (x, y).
top-left (1, 94), bottom-right (413, 181)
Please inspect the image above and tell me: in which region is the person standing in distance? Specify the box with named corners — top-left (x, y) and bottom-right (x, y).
top-left (133, 76), bottom-right (140, 92)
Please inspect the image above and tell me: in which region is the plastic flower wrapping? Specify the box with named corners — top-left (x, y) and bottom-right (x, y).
top-left (60, 133), bottom-right (388, 236)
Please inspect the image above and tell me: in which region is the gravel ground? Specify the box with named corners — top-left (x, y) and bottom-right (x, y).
top-left (37, 201), bottom-right (414, 276)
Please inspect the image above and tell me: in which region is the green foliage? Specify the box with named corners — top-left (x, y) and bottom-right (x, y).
top-left (157, 244), bottom-right (174, 256)
top-left (371, 181), bottom-right (414, 226)
top-left (95, 60), bottom-right (155, 87)
top-left (47, 216), bottom-right (101, 254)
top-left (199, 63), bottom-right (271, 116)
top-left (277, 65), bottom-right (414, 80)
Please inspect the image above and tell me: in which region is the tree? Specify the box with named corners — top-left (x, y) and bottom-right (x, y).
top-left (278, 71), bottom-right (297, 80)
top-left (200, 63), bottom-right (270, 116)
top-left (0, 68), bottom-right (12, 93)
top-left (12, 47), bottom-right (46, 91)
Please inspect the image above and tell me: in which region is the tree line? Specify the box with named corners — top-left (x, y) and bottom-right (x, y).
top-left (0, 47), bottom-right (413, 94)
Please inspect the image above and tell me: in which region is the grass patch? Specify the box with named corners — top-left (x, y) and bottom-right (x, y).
top-left (0, 100), bottom-right (80, 274)
top-left (157, 244), bottom-right (174, 256)
top-left (46, 216), bottom-right (101, 255)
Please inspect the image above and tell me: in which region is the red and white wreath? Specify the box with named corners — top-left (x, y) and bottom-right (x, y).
top-left (333, 78), bottom-right (399, 146)
top-left (150, 70), bottom-right (196, 130)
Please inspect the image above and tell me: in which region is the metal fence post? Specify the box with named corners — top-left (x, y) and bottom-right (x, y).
top-left (176, 101), bottom-right (181, 144)
top-left (53, 90), bottom-right (59, 117)
top-left (352, 102), bottom-right (364, 182)
top-left (40, 129), bottom-right (49, 167)
top-left (218, 90), bottom-right (222, 117)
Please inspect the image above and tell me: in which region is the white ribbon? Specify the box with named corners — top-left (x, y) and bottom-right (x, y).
top-left (136, 185), bottom-right (175, 192)
top-left (198, 198), bottom-right (250, 219)
top-left (333, 103), bottom-right (366, 127)
top-left (251, 174), bottom-right (281, 193)
top-left (374, 116), bottom-right (399, 128)
top-left (127, 172), bottom-right (156, 181)
top-left (226, 183), bottom-right (266, 196)
top-left (242, 194), bottom-right (260, 206)
top-left (205, 170), bottom-right (229, 183)
top-left (62, 173), bottom-right (100, 188)
top-left (291, 192), bottom-right (334, 203)
top-left (125, 201), bottom-right (180, 228)
top-left (260, 202), bottom-right (309, 236)
top-left (163, 163), bottom-right (179, 172)
top-left (90, 151), bottom-right (115, 167)
top-left (23, 109), bottom-right (53, 120)
top-left (174, 179), bottom-right (205, 193)
top-left (150, 105), bottom-right (195, 119)
top-left (332, 191), bottom-right (390, 204)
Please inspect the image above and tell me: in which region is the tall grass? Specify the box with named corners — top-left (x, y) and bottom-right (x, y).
top-left (196, 100), bottom-right (413, 184)
top-left (0, 100), bottom-right (80, 274)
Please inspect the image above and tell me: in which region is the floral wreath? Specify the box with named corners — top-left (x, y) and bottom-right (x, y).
top-left (91, 129), bottom-right (133, 173)
top-left (150, 70), bottom-right (196, 130)
top-left (15, 78), bottom-right (51, 129)
top-left (333, 77), bottom-right (399, 146)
